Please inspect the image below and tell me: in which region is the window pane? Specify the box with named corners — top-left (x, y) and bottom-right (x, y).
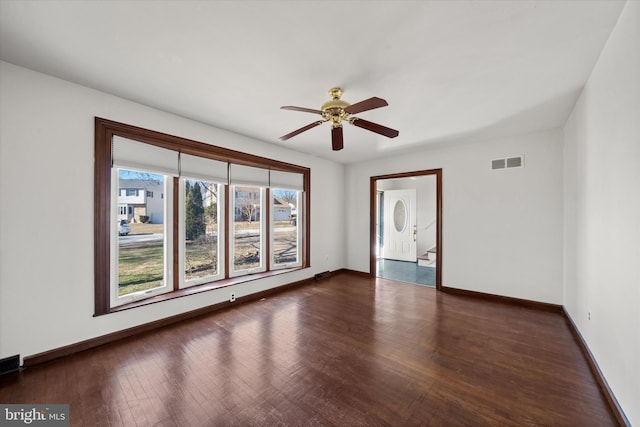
top-left (272, 189), bottom-right (299, 266)
top-left (117, 169), bottom-right (166, 297)
top-left (233, 186), bottom-right (262, 272)
top-left (184, 180), bottom-right (219, 282)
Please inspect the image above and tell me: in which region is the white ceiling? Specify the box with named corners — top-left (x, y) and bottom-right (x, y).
top-left (0, 1), bottom-right (626, 164)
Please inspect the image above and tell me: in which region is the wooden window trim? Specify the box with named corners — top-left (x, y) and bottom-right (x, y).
top-left (94, 117), bottom-right (310, 316)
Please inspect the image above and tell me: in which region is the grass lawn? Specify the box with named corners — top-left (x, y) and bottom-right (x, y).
top-left (118, 221), bottom-right (297, 295)
top-left (118, 241), bottom-right (163, 295)
top-left (185, 236), bottom-right (218, 281)
top-left (129, 222), bottom-right (164, 235)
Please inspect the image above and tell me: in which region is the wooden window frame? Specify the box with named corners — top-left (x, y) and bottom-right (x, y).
top-left (94, 117), bottom-right (311, 316)
top-left (269, 188), bottom-right (303, 270)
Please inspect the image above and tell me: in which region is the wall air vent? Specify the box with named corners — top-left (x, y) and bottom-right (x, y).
top-left (506, 156), bottom-right (523, 168)
top-left (491, 159), bottom-right (506, 170)
top-left (491, 156), bottom-right (524, 170)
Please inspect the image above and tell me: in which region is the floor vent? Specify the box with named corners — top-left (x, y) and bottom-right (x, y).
top-left (492, 156), bottom-right (524, 170)
top-left (314, 271), bottom-right (332, 281)
top-left (0, 355), bottom-right (20, 376)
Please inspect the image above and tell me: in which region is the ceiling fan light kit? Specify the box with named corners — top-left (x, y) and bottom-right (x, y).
top-left (280, 87), bottom-right (399, 151)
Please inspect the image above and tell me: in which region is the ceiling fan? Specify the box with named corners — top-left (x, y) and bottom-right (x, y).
top-left (279, 88), bottom-right (399, 151)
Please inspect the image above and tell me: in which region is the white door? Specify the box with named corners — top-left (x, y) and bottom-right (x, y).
top-left (383, 189), bottom-right (417, 262)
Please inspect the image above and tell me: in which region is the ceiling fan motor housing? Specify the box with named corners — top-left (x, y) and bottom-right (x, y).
top-left (321, 88), bottom-right (350, 127)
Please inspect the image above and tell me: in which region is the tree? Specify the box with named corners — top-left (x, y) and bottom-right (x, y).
top-left (204, 203), bottom-right (217, 224)
top-left (202, 182), bottom-right (218, 224)
top-left (239, 198), bottom-right (258, 223)
top-left (185, 181), bottom-right (206, 240)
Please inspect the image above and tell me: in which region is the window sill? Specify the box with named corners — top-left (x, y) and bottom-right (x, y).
top-left (101, 266), bottom-right (307, 315)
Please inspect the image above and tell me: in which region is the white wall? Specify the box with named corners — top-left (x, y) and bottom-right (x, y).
top-left (563, 1), bottom-right (640, 424)
top-left (345, 129), bottom-right (564, 304)
top-left (0, 61), bottom-right (345, 361)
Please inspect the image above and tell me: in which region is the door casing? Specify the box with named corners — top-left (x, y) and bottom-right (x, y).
top-left (370, 169), bottom-right (442, 290)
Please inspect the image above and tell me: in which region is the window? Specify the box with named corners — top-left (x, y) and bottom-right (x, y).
top-left (180, 179), bottom-right (224, 287)
top-left (271, 189), bottom-right (301, 268)
top-left (230, 186), bottom-right (265, 276)
top-left (94, 118), bottom-right (310, 315)
top-left (269, 170), bottom-right (304, 269)
top-left (113, 168), bottom-right (172, 307)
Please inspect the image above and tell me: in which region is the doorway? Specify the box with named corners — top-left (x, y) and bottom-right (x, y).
top-left (370, 169), bottom-right (442, 290)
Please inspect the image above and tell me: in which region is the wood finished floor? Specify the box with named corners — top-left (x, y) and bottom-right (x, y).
top-left (0, 273), bottom-right (617, 426)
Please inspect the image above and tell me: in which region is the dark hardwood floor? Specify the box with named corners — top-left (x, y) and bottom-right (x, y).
top-left (0, 272), bottom-right (617, 426)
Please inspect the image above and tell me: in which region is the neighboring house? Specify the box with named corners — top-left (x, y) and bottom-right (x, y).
top-left (233, 186), bottom-right (260, 221)
top-left (233, 187), bottom-right (294, 222)
top-left (118, 179), bottom-right (164, 224)
top-left (273, 196), bottom-right (292, 221)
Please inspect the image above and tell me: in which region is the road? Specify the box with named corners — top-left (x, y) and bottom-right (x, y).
top-left (119, 227), bottom-right (296, 245)
top-left (119, 233), bottom-right (163, 244)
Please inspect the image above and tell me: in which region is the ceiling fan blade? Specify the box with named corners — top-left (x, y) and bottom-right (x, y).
top-left (350, 118), bottom-right (399, 138)
top-left (332, 126), bottom-right (344, 151)
top-left (281, 106), bottom-right (324, 115)
top-left (344, 97), bottom-right (388, 114)
top-left (279, 120), bottom-right (325, 141)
